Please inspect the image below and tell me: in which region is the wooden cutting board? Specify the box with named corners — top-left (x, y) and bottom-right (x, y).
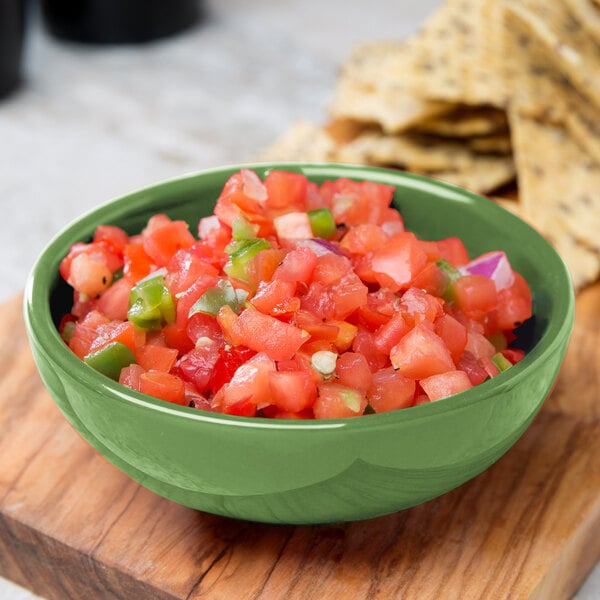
top-left (0, 286), bottom-right (599, 600)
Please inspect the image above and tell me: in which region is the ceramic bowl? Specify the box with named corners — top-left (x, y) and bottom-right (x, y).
top-left (24, 163), bottom-right (574, 525)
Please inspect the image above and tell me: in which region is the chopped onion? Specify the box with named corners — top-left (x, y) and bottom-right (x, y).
top-left (459, 251), bottom-right (515, 290)
top-left (198, 215), bottom-right (221, 239)
top-left (311, 350), bottom-right (338, 376)
top-left (296, 238), bottom-right (347, 257)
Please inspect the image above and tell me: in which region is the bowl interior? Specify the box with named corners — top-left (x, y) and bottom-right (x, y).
top-left (37, 163), bottom-right (570, 367)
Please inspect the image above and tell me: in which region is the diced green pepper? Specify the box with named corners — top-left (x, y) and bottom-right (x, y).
top-left (127, 269), bottom-right (175, 330)
top-left (223, 238), bottom-right (271, 282)
top-left (436, 258), bottom-right (461, 301)
top-left (189, 279), bottom-right (249, 317)
top-left (84, 341), bottom-right (136, 380)
top-left (231, 217), bottom-right (258, 241)
top-left (308, 208), bottom-right (336, 239)
top-left (491, 352), bottom-right (513, 372)
top-left (61, 321), bottom-right (76, 343)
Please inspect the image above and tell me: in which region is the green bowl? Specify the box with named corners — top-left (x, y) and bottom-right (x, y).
top-left (24, 163), bottom-right (574, 525)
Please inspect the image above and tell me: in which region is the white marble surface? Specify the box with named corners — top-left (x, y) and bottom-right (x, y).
top-left (1, 1), bottom-right (598, 598)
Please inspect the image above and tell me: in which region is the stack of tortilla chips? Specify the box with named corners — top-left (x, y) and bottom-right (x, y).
top-left (260, 0), bottom-right (600, 291)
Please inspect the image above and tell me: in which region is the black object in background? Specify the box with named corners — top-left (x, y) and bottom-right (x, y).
top-left (0, 0), bottom-right (26, 98)
top-left (40, 0), bottom-right (201, 44)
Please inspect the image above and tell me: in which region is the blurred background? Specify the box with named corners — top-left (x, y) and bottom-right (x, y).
top-left (0, 0), bottom-right (598, 598)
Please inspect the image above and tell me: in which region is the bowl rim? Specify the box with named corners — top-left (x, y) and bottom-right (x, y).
top-left (24, 161), bottom-right (576, 432)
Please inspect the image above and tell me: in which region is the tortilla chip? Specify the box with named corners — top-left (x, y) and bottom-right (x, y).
top-left (328, 42), bottom-right (453, 133)
top-left (335, 130), bottom-right (515, 194)
top-left (564, 0), bottom-right (600, 40)
top-left (412, 106), bottom-right (508, 138)
top-left (509, 112), bottom-right (600, 254)
top-left (258, 122), bottom-right (336, 162)
top-left (468, 133), bottom-right (512, 155)
top-left (402, 0), bottom-right (506, 106)
top-left (505, 3), bottom-right (600, 170)
top-left (505, 0), bottom-right (600, 109)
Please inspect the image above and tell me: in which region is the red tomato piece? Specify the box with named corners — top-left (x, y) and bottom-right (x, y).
top-left (335, 352), bottom-right (373, 393)
top-left (273, 246), bottom-right (318, 282)
top-left (398, 287), bottom-right (443, 326)
top-left (268, 370), bottom-right (316, 413)
top-left (139, 370), bottom-right (186, 405)
top-left (165, 249), bottom-right (219, 296)
top-left (496, 272), bottom-right (533, 330)
top-left (313, 382), bottom-right (368, 419)
top-left (340, 224), bottom-right (388, 255)
top-left (136, 345), bottom-right (178, 373)
top-left (175, 341), bottom-right (221, 393)
top-left (264, 170), bottom-right (308, 210)
top-left (371, 232), bottom-right (428, 291)
top-left (390, 323), bottom-right (455, 380)
top-left (142, 220), bottom-right (196, 267)
top-left (236, 309), bottom-right (309, 361)
top-left (452, 274), bottom-right (498, 320)
top-left (95, 277), bottom-right (131, 321)
top-left (367, 367), bottom-right (415, 413)
top-left (251, 279), bottom-right (299, 316)
top-left (436, 237), bottom-right (469, 266)
top-left (374, 313), bottom-right (409, 355)
top-left (93, 225), bottom-right (129, 256)
top-left (420, 370), bottom-right (473, 401)
top-left (434, 313), bottom-right (468, 364)
top-left (123, 241), bottom-right (154, 283)
top-left (222, 352), bottom-right (275, 414)
top-left (119, 363), bottom-right (145, 391)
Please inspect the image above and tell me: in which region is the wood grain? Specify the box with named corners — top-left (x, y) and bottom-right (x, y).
top-left (0, 286), bottom-right (599, 600)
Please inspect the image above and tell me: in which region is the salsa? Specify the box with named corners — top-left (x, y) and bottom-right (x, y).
top-left (58, 169), bottom-right (532, 418)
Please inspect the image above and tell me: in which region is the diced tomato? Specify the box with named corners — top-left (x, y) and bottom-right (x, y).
top-left (434, 313), bottom-right (467, 364)
top-left (501, 347), bottom-right (526, 364)
top-left (268, 370), bottom-right (316, 412)
top-left (208, 345), bottom-right (256, 395)
top-left (93, 225), bottom-right (129, 256)
top-left (264, 170), bottom-right (308, 211)
top-left (371, 232), bottom-right (428, 291)
top-left (236, 309), bottom-right (309, 361)
top-left (335, 352), bottom-right (372, 393)
top-left (139, 370), bottom-right (186, 405)
top-left (251, 279), bottom-right (299, 315)
top-left (458, 351), bottom-right (489, 385)
top-left (294, 310), bottom-right (340, 342)
top-left (398, 287), bottom-right (443, 326)
top-left (175, 341), bottom-right (221, 393)
top-left (88, 320), bottom-right (142, 354)
top-left (246, 248), bottom-right (287, 289)
top-left (452, 275), bottom-right (498, 320)
top-left (329, 319), bottom-right (358, 352)
top-left (465, 330), bottom-right (496, 360)
top-left (352, 327), bottom-right (388, 373)
top-left (410, 262), bottom-right (449, 297)
top-left (136, 345), bottom-right (178, 373)
top-left (222, 352), bottom-right (275, 415)
top-left (214, 169), bottom-right (267, 228)
top-left (143, 220), bottom-right (195, 267)
top-left (496, 272), bottom-right (533, 330)
top-left (390, 323), bottom-right (455, 380)
top-left (340, 224), bottom-right (388, 255)
top-left (165, 249), bottom-right (219, 296)
top-left (186, 312), bottom-right (224, 346)
top-left (95, 277), bottom-right (131, 321)
top-left (161, 322), bottom-right (194, 355)
top-left (367, 367), bottom-right (415, 413)
top-left (420, 370), bottom-right (473, 401)
top-left (174, 274), bottom-right (220, 329)
top-left (119, 363), bottom-right (145, 391)
top-left (273, 246), bottom-right (318, 282)
top-left (123, 241), bottom-right (154, 283)
top-left (374, 313), bottom-right (409, 355)
top-left (313, 382), bottom-right (368, 419)
top-left (436, 237), bottom-right (469, 266)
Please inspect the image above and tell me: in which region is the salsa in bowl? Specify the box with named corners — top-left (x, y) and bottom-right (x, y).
top-left (24, 163), bottom-right (574, 524)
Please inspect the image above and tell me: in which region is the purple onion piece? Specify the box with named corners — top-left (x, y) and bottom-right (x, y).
top-left (459, 251), bottom-right (515, 290)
